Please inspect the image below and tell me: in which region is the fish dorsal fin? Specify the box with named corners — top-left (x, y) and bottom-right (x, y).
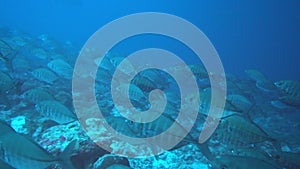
top-left (0, 121), bottom-right (15, 135)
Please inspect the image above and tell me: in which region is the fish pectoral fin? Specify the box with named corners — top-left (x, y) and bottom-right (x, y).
top-left (58, 140), bottom-right (77, 169)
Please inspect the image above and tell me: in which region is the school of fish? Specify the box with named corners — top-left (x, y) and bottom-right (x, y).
top-left (0, 27), bottom-right (300, 169)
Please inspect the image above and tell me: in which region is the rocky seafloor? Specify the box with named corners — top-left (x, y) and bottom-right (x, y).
top-left (0, 27), bottom-right (300, 169)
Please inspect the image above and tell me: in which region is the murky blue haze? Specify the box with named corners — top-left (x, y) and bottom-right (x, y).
top-left (0, 0), bottom-right (299, 80)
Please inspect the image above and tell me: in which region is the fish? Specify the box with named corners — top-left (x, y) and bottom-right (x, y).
top-left (102, 113), bottom-right (213, 161)
top-left (104, 116), bottom-right (137, 137)
top-left (274, 80), bottom-right (300, 108)
top-left (0, 71), bottom-right (14, 93)
top-left (211, 155), bottom-right (280, 169)
top-left (212, 115), bottom-right (274, 147)
top-left (1, 33), bottom-right (29, 49)
top-left (0, 51), bottom-right (9, 67)
top-left (95, 68), bottom-right (113, 84)
top-left (0, 39), bottom-right (14, 58)
top-left (270, 100), bottom-right (294, 110)
top-left (0, 121), bottom-right (75, 169)
top-left (114, 83), bottom-right (149, 111)
top-left (54, 90), bottom-right (72, 106)
top-left (22, 88), bottom-right (54, 104)
top-left (256, 81), bottom-right (277, 93)
top-left (96, 55), bottom-right (115, 72)
top-left (232, 148), bottom-right (272, 160)
top-left (35, 100), bottom-right (76, 124)
top-left (32, 68), bottom-right (58, 84)
top-left (0, 38), bottom-right (16, 71)
top-left (11, 58), bottom-right (31, 74)
top-left (110, 56), bottom-right (136, 76)
top-left (31, 48), bottom-right (48, 60)
top-left (47, 59), bottom-right (73, 79)
top-left (127, 114), bottom-right (175, 137)
top-left (279, 95), bottom-right (300, 108)
top-left (275, 80), bottom-right (300, 96)
top-left (197, 88), bottom-right (241, 117)
top-left (126, 114), bottom-right (214, 161)
top-left (245, 69), bottom-right (276, 92)
top-left (188, 64), bottom-right (208, 79)
top-left (132, 73), bottom-right (160, 92)
top-left (0, 71), bottom-right (14, 109)
top-left (226, 94), bottom-right (253, 113)
top-left (245, 69), bottom-right (269, 82)
top-left (149, 90), bottom-right (180, 118)
top-left (139, 69), bottom-right (169, 90)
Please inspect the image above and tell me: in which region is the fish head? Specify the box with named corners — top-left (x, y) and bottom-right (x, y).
top-left (274, 80), bottom-right (284, 88)
top-left (125, 119), bottom-right (143, 135)
top-left (21, 90), bottom-right (31, 99)
top-left (210, 119), bottom-right (228, 141)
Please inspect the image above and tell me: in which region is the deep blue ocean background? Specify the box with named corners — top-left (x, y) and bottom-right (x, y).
top-left (0, 0), bottom-right (299, 80)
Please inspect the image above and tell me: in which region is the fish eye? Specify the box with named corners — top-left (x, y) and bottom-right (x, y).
top-left (127, 120), bottom-right (134, 125)
top-left (220, 165), bottom-right (228, 169)
top-left (274, 154), bottom-right (280, 160)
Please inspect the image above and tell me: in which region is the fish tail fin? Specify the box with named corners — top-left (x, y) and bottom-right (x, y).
top-left (196, 141), bottom-right (215, 163)
top-left (59, 140), bottom-right (77, 169)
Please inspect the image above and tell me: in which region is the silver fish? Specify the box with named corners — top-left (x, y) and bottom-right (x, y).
top-left (132, 74), bottom-right (159, 92)
top-left (0, 71), bottom-right (14, 93)
top-left (226, 94), bottom-right (253, 113)
top-left (104, 116), bottom-right (137, 137)
top-left (22, 88), bottom-right (54, 104)
top-left (279, 95), bottom-right (300, 108)
top-left (47, 59), bottom-right (73, 79)
top-left (32, 68), bottom-right (58, 84)
top-left (110, 56), bottom-right (136, 76)
top-left (213, 115), bottom-right (274, 147)
top-left (31, 48), bottom-right (48, 60)
top-left (96, 55), bottom-right (115, 72)
top-left (245, 69), bottom-right (269, 82)
top-left (198, 88), bottom-right (241, 117)
top-left (0, 39), bottom-right (14, 58)
top-left (11, 58), bottom-right (31, 73)
top-left (96, 68), bottom-right (113, 84)
top-left (189, 64), bottom-right (208, 79)
top-left (245, 69), bottom-right (276, 92)
top-left (0, 121), bottom-right (75, 169)
top-left (274, 80), bottom-right (300, 108)
top-left (35, 100), bottom-right (76, 124)
top-left (126, 114), bottom-right (214, 160)
top-left (275, 80), bottom-right (300, 96)
top-left (0, 71), bottom-right (13, 109)
top-left (115, 83), bottom-right (149, 109)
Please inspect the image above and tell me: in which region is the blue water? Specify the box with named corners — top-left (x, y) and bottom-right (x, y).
top-left (1, 0), bottom-right (299, 80)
